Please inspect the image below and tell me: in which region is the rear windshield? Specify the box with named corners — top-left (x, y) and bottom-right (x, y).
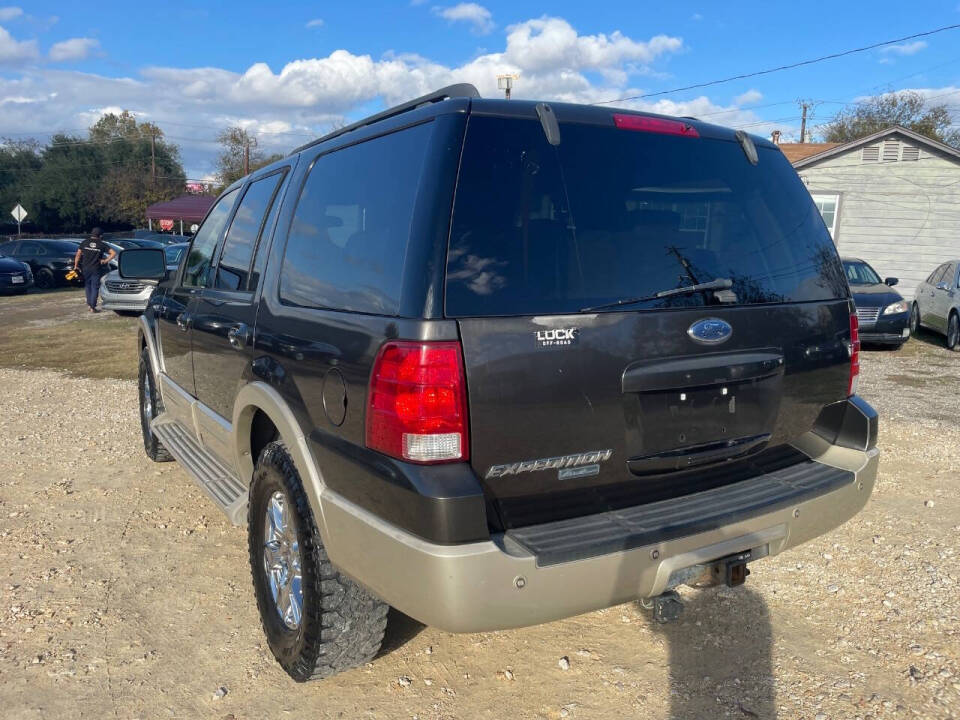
top-left (445, 116), bottom-right (847, 317)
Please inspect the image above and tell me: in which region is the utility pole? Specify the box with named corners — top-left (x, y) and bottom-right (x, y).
top-left (150, 133), bottom-right (156, 183)
top-left (799, 102), bottom-right (809, 144)
top-left (243, 140), bottom-right (250, 175)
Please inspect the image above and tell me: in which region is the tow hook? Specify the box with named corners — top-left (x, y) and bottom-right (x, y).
top-left (711, 550), bottom-right (752, 587)
top-left (641, 590), bottom-right (684, 624)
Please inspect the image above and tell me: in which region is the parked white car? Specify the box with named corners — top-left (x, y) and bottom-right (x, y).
top-left (99, 243), bottom-right (186, 314)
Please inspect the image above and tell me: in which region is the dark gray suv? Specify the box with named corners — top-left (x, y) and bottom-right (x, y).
top-left (118, 85), bottom-right (879, 682)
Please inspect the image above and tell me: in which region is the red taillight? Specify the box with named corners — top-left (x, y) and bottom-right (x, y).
top-left (613, 114), bottom-right (700, 137)
top-left (848, 313), bottom-right (860, 396)
top-left (365, 341), bottom-right (469, 464)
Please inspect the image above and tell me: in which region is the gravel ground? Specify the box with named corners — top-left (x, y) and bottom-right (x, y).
top-left (0, 334), bottom-right (958, 719)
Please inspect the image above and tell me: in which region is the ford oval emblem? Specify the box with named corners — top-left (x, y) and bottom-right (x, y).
top-left (688, 318), bottom-right (733, 345)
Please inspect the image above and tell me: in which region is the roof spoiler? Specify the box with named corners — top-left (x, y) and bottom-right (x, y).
top-left (292, 84), bottom-right (481, 154)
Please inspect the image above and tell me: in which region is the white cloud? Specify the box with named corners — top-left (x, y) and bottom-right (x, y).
top-left (0, 6), bottom-right (21, 21)
top-left (433, 3), bottom-right (494, 35)
top-left (49, 37), bottom-right (100, 62)
top-left (691, 13), bottom-right (703, 21)
top-left (734, 89), bottom-right (762, 105)
top-left (0, 24), bottom-right (36, 63)
top-left (305, 18), bottom-right (324, 29)
top-left (881, 41), bottom-right (927, 56)
top-left (0, 15), bottom-right (696, 177)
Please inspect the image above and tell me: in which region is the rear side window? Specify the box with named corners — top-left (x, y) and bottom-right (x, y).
top-left (216, 172), bottom-right (284, 291)
top-left (446, 117), bottom-right (848, 317)
top-left (280, 122), bottom-right (432, 314)
top-left (931, 264), bottom-right (949, 285)
top-left (183, 189), bottom-right (238, 288)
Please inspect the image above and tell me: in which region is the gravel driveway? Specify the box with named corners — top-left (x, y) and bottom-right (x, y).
top-left (0, 333), bottom-right (958, 719)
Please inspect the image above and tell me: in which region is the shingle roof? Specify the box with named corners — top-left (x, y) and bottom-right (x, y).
top-left (790, 126), bottom-right (960, 169)
top-left (776, 142), bottom-right (841, 164)
top-left (145, 195), bottom-right (216, 222)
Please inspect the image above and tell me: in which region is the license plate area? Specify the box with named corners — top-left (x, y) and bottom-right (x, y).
top-left (11, 276), bottom-right (23, 284)
top-left (622, 351), bottom-right (784, 475)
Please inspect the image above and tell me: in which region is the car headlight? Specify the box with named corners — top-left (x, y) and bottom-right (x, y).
top-left (883, 300), bottom-right (909, 315)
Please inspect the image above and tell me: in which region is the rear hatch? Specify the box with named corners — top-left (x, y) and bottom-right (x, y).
top-left (445, 110), bottom-right (853, 530)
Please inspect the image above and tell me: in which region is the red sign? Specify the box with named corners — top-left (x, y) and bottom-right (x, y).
top-left (158, 219), bottom-right (174, 231)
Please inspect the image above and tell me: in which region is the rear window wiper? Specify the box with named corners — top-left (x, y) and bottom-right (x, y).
top-left (580, 278), bottom-right (734, 312)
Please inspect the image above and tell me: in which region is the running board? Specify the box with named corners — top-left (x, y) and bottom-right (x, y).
top-left (152, 418), bottom-right (248, 525)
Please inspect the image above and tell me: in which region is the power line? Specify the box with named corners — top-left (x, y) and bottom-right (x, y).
top-left (594, 23), bottom-right (960, 105)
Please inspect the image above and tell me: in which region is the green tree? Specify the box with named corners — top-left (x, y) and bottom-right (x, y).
top-left (214, 126), bottom-right (283, 188)
top-left (821, 91), bottom-right (960, 148)
top-left (0, 138), bottom-right (42, 233)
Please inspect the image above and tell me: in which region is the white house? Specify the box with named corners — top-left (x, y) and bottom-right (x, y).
top-left (777, 126), bottom-right (960, 300)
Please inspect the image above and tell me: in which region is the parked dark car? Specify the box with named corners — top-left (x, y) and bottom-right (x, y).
top-left (912, 260), bottom-right (960, 350)
top-left (121, 85), bottom-right (878, 682)
top-left (0, 249), bottom-right (33, 294)
top-left (0, 238), bottom-right (84, 288)
top-left (842, 257), bottom-right (910, 348)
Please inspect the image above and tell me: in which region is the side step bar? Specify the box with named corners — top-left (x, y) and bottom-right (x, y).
top-left (152, 417), bottom-right (248, 525)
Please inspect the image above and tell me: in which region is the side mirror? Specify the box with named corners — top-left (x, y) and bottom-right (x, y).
top-left (936, 282), bottom-right (949, 291)
top-left (119, 248), bottom-right (166, 280)
top-left (884, 277), bottom-right (899, 287)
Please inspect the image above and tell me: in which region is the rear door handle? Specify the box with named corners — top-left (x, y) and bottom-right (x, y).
top-left (227, 323), bottom-right (249, 350)
top-left (176, 312), bottom-right (191, 331)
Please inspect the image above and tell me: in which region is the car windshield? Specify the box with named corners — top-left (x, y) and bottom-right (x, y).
top-left (843, 260), bottom-right (882, 286)
top-left (445, 117), bottom-right (847, 317)
top-left (164, 244), bottom-right (186, 265)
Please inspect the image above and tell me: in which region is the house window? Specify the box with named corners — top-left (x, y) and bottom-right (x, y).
top-left (811, 193), bottom-right (839, 238)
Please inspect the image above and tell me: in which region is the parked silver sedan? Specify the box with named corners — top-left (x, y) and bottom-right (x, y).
top-left (99, 243), bottom-right (186, 314)
top-left (912, 259), bottom-right (960, 350)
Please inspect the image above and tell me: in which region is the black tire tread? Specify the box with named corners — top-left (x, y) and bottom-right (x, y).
top-left (138, 348), bottom-right (172, 462)
top-left (248, 441), bottom-right (388, 682)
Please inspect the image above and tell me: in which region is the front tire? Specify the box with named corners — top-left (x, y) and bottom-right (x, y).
top-left (909, 303), bottom-right (920, 334)
top-left (248, 441), bottom-right (389, 682)
top-left (35, 268), bottom-right (55, 290)
top-left (948, 313), bottom-right (960, 351)
top-left (138, 347), bottom-right (172, 462)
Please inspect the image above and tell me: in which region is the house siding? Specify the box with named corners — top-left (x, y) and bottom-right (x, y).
top-left (796, 133), bottom-right (960, 301)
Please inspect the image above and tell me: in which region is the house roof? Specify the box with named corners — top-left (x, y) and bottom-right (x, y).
top-left (777, 142), bottom-right (841, 163)
top-left (790, 125), bottom-right (960, 169)
top-left (145, 194), bottom-right (216, 222)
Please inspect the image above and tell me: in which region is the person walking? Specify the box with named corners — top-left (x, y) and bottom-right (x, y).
top-left (73, 227), bottom-right (116, 312)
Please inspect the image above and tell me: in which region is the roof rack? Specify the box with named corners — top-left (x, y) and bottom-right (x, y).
top-left (291, 83), bottom-right (480, 155)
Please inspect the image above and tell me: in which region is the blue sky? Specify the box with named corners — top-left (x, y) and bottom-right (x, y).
top-left (2, 1), bottom-right (960, 178)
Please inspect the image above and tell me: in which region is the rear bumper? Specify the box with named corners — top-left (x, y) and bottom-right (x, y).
top-left (320, 436), bottom-right (878, 633)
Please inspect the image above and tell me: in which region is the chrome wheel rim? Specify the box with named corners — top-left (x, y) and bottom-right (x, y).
top-left (263, 491), bottom-right (303, 630)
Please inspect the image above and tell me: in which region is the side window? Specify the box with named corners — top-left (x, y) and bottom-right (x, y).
top-left (3, 242), bottom-right (20, 256)
top-left (183, 189), bottom-right (239, 288)
top-left (20, 242), bottom-right (41, 256)
top-left (946, 264), bottom-right (958, 288)
top-left (216, 172), bottom-right (284, 291)
top-left (280, 122), bottom-right (433, 314)
top-left (932, 264), bottom-right (949, 286)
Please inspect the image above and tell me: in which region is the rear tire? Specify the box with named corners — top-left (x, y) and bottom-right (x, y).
top-left (138, 347), bottom-right (172, 462)
top-left (948, 313), bottom-right (960, 351)
top-left (248, 441), bottom-right (389, 682)
top-left (35, 268), bottom-right (55, 290)
top-left (909, 303), bottom-right (920, 334)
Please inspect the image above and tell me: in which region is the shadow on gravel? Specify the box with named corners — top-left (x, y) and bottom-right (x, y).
top-left (651, 586), bottom-right (776, 719)
top-left (377, 608), bottom-right (426, 657)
